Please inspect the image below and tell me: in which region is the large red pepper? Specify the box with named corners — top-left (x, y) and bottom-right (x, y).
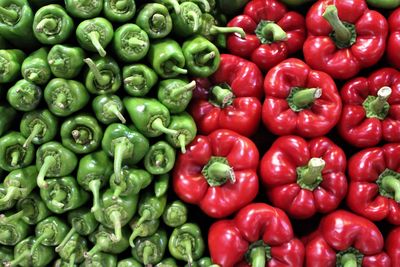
top-left (388, 8), bottom-right (400, 69)
top-left (338, 68), bottom-right (400, 148)
top-left (303, 0), bottom-right (388, 80)
top-left (260, 135), bottom-right (347, 219)
top-left (304, 210), bottom-right (391, 267)
top-left (189, 54), bottom-right (263, 137)
top-left (226, 0), bottom-right (306, 72)
top-left (386, 227), bottom-right (400, 266)
top-left (262, 58), bottom-right (341, 138)
top-left (208, 203), bottom-right (304, 267)
top-left (346, 143), bottom-right (400, 225)
top-left (172, 129), bottom-right (259, 218)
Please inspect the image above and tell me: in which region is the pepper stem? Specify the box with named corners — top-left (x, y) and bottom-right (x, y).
top-left (87, 31), bottom-right (107, 57)
top-left (51, 186), bottom-right (67, 208)
top-left (187, 11), bottom-right (200, 32)
top-left (48, 58), bottom-right (65, 67)
top-left (28, 72), bottom-right (39, 82)
top-left (37, 156), bottom-right (57, 189)
top-left (260, 22), bottom-right (287, 43)
top-left (152, 14), bottom-right (167, 30)
top-left (250, 246), bottom-right (266, 267)
top-left (292, 88), bottom-right (322, 109)
top-left (128, 37), bottom-right (148, 47)
top-left (340, 253), bottom-right (357, 267)
top-left (5, 251), bottom-right (29, 267)
top-left (89, 179), bottom-right (101, 214)
top-left (300, 158), bottom-right (325, 186)
top-left (381, 176), bottom-right (400, 202)
top-left (210, 86), bottom-right (234, 108)
top-left (170, 80), bottom-right (196, 98)
top-left (197, 51), bottom-right (216, 65)
top-left (69, 253), bottom-right (76, 267)
top-left (124, 75), bottom-right (144, 86)
top-left (0, 6), bottom-right (18, 22)
top-left (84, 58), bottom-right (111, 86)
top-left (151, 118), bottom-right (179, 136)
top-left (113, 141), bottom-right (131, 184)
top-left (104, 103), bottom-right (126, 123)
top-left (182, 239), bottom-right (193, 266)
top-left (171, 65), bottom-right (188, 75)
top-left (370, 87), bottom-right (392, 115)
top-left (30, 229), bottom-right (52, 255)
top-left (55, 92), bottom-right (68, 109)
top-left (0, 187), bottom-right (22, 205)
top-left (143, 245), bottom-right (153, 265)
top-left (206, 161), bottom-right (235, 184)
top-left (178, 134), bottom-right (187, 154)
top-left (129, 227), bottom-right (140, 247)
top-left (135, 209), bottom-right (151, 229)
top-left (210, 25), bottom-right (246, 39)
top-left (115, 0), bottom-right (128, 10)
top-left (10, 150), bottom-right (20, 167)
top-left (35, 18), bottom-right (58, 33)
top-left (109, 210), bottom-right (122, 242)
top-left (23, 124), bottom-right (43, 148)
top-left (322, 5), bottom-right (351, 45)
top-left (163, 0), bottom-right (181, 14)
top-left (55, 228), bottom-right (76, 252)
top-left (192, 0), bottom-right (211, 12)
top-left (0, 210), bottom-right (24, 223)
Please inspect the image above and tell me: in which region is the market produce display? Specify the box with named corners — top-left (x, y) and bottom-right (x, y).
top-left (2, 0), bottom-right (400, 266)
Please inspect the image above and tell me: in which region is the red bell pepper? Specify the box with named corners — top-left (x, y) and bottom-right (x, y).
top-left (208, 203), bottom-right (304, 267)
top-left (189, 54), bottom-right (263, 137)
top-left (172, 129), bottom-right (259, 218)
top-left (346, 143), bottom-right (400, 225)
top-left (304, 210), bottom-right (391, 267)
top-left (303, 0), bottom-right (388, 80)
top-left (260, 135), bottom-right (347, 219)
top-left (388, 8), bottom-right (400, 69)
top-left (386, 227), bottom-right (400, 266)
top-left (338, 68), bottom-right (400, 148)
top-left (262, 58), bottom-right (341, 138)
top-left (226, 0), bottom-right (306, 72)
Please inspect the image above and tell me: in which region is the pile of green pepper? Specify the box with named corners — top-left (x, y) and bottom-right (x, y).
top-left (0, 0), bottom-right (239, 265)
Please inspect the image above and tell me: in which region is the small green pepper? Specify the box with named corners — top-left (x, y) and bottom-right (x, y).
top-left (148, 38), bottom-right (187, 78)
top-left (44, 78), bottom-right (90, 117)
top-left (0, 105), bottom-right (16, 137)
top-left (40, 176), bottom-right (89, 213)
top-left (172, 2), bottom-right (202, 37)
top-left (36, 141), bottom-right (78, 188)
top-left (67, 207), bottom-right (99, 237)
top-left (155, 0), bottom-right (181, 14)
top-left (123, 64), bottom-right (158, 97)
top-left (84, 56), bottom-right (122, 95)
top-left (20, 109), bottom-right (58, 148)
top-left (21, 48), bottom-right (51, 85)
top-left (136, 3), bottom-right (172, 39)
top-left (166, 112), bottom-right (197, 153)
top-left (144, 141), bottom-right (176, 175)
top-left (0, 49), bottom-right (25, 83)
top-left (92, 94), bottom-right (127, 124)
top-left (57, 233), bottom-right (88, 265)
top-left (86, 225), bottom-right (130, 256)
top-left (0, 246), bottom-right (13, 265)
top-left (15, 192), bottom-right (51, 224)
top-left (200, 13), bottom-right (245, 41)
top-left (0, 132), bottom-right (34, 172)
top-left (157, 78), bottom-right (196, 114)
top-left (117, 258), bottom-right (142, 267)
top-left (179, 0), bottom-right (212, 12)
top-left (0, 185), bottom-right (15, 211)
top-left (131, 229), bottom-right (168, 266)
top-left (48, 44), bottom-right (86, 79)
top-left (7, 79), bottom-right (42, 112)
top-left (187, 257), bottom-right (218, 267)
top-left (163, 200), bottom-right (188, 228)
top-left (113, 23), bottom-right (149, 63)
top-left (76, 17), bottom-right (114, 57)
top-left (104, 0), bottom-right (136, 23)
top-left (110, 167), bottom-right (153, 200)
top-left (0, 211), bottom-right (29, 246)
top-left (61, 114), bottom-right (103, 154)
top-left (168, 223), bottom-right (205, 266)
top-left (129, 216), bottom-right (160, 248)
top-left (65, 0), bottom-right (103, 19)
top-left (155, 258), bottom-right (178, 267)
top-left (155, 174), bottom-right (169, 198)
top-left (81, 252), bottom-right (117, 267)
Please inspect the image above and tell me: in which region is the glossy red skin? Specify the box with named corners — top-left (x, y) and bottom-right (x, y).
top-left (346, 143), bottom-right (400, 225)
top-left (208, 203), bottom-right (304, 267)
top-left (303, 0), bottom-right (388, 80)
top-left (226, 0), bottom-right (306, 72)
top-left (386, 227), bottom-right (400, 266)
top-left (338, 68), bottom-right (400, 148)
top-left (304, 210), bottom-right (390, 267)
top-left (190, 54), bottom-right (263, 137)
top-left (388, 8), bottom-right (400, 69)
top-left (262, 58), bottom-right (341, 138)
top-left (260, 136), bottom-right (347, 219)
top-left (172, 129), bottom-right (259, 218)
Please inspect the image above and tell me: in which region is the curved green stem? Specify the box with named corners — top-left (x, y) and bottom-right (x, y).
top-left (84, 58), bottom-right (111, 86)
top-left (300, 158), bottom-right (325, 186)
top-left (23, 124), bottom-right (43, 148)
top-left (0, 187), bottom-right (21, 205)
top-left (370, 86), bottom-right (392, 115)
top-left (341, 253), bottom-right (357, 267)
top-left (128, 37), bottom-right (148, 47)
top-left (88, 31), bottom-right (107, 57)
top-left (143, 245), bottom-right (153, 265)
top-left (10, 150), bottom-right (20, 167)
top-left (37, 156), bottom-right (57, 189)
top-left (55, 92), bottom-right (68, 109)
top-left (170, 80), bottom-right (196, 98)
top-left (0, 210), bottom-right (24, 223)
top-left (135, 209), bottom-right (151, 230)
top-left (89, 179), bottom-right (101, 214)
top-left (211, 86), bottom-right (234, 107)
top-left (113, 142), bottom-right (130, 185)
top-left (382, 176), bottom-right (400, 202)
top-left (322, 5), bottom-right (351, 45)
top-left (292, 88), bottom-right (322, 108)
top-left (5, 251), bottom-right (29, 267)
top-left (260, 22), bottom-right (287, 42)
top-left (35, 18), bottom-right (58, 33)
top-left (0, 6), bottom-right (18, 22)
top-left (109, 211), bottom-right (122, 242)
top-left (129, 228), bottom-right (140, 247)
top-left (250, 247), bottom-right (266, 267)
top-left (105, 103), bottom-right (126, 124)
top-left (69, 253), bottom-right (76, 267)
top-left (183, 239), bottom-right (193, 266)
top-left (124, 75), bottom-right (144, 86)
top-left (177, 134), bottom-right (187, 154)
top-left (151, 118), bottom-right (179, 136)
top-left (55, 228), bottom-right (76, 252)
top-left (210, 25), bottom-right (246, 39)
top-left (171, 65), bottom-right (188, 75)
top-left (197, 51), bottom-right (215, 65)
top-left (187, 11), bottom-right (200, 32)
top-left (31, 229), bottom-right (52, 255)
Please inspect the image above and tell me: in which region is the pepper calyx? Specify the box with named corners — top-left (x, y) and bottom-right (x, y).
top-left (377, 168), bottom-right (400, 202)
top-left (336, 247), bottom-right (363, 267)
top-left (202, 156), bottom-right (235, 187)
top-left (245, 240), bottom-right (271, 267)
top-left (255, 20), bottom-right (287, 44)
top-left (363, 86), bottom-right (391, 120)
top-left (287, 87), bottom-right (322, 112)
top-left (297, 158), bottom-right (325, 191)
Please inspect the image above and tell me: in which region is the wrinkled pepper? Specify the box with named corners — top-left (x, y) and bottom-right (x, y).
top-left (14, 192), bottom-right (51, 224)
top-left (31, 216), bottom-right (70, 253)
top-left (86, 225), bottom-right (130, 257)
top-left (131, 229), bottom-right (168, 266)
top-left (21, 47), bottom-right (51, 85)
top-left (0, 132), bottom-right (34, 171)
top-left (0, 49), bottom-right (25, 83)
top-left (113, 23), bottom-right (149, 63)
top-left (136, 3), bottom-right (172, 39)
top-left (92, 94), bottom-right (127, 124)
top-left (144, 141), bottom-right (176, 175)
top-left (157, 78), bottom-right (196, 114)
top-left (110, 167), bottom-right (152, 200)
top-left (57, 233), bottom-right (88, 266)
top-left (163, 200), bottom-right (188, 228)
top-left (123, 64), bottom-right (158, 97)
top-left (165, 112), bottom-right (197, 154)
top-left (7, 79), bottom-right (42, 112)
top-left (47, 44), bottom-right (85, 79)
top-left (129, 215), bottom-right (160, 248)
top-left (81, 252), bottom-right (117, 267)
top-left (65, 0), bottom-right (103, 19)
top-left (155, 174), bottom-right (170, 198)
top-left (0, 211), bottom-right (29, 246)
top-left (171, 1), bottom-right (202, 37)
top-left (104, 0), bottom-right (136, 23)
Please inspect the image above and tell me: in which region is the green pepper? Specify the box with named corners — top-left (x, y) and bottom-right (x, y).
top-left (76, 17), bottom-right (114, 57)
top-left (172, 2), bottom-right (202, 37)
top-left (4, 236), bottom-right (55, 267)
top-left (65, 0), bottom-right (103, 19)
top-left (7, 79), bottom-right (42, 112)
top-left (0, 49), bottom-right (25, 83)
top-left (163, 200), bottom-right (188, 228)
top-left (20, 109), bottom-right (58, 148)
top-left (148, 38), bottom-right (187, 78)
top-left (80, 252), bottom-right (117, 267)
top-left (0, 132), bottom-right (34, 172)
top-left (110, 167), bottom-right (153, 200)
top-left (0, 211), bottom-right (29, 246)
top-left (155, 0), bottom-right (181, 14)
top-left (136, 3), bottom-right (172, 39)
top-left (179, 0), bottom-right (213, 12)
top-left (216, 0), bottom-right (250, 15)
top-left (84, 56), bottom-right (122, 95)
top-left (168, 223), bottom-right (205, 266)
top-left (128, 216), bottom-right (160, 248)
top-left (67, 207), bottom-right (99, 236)
top-left (104, 0), bottom-right (136, 23)
top-left (166, 112), bottom-right (197, 154)
top-left (0, 166), bottom-right (37, 206)
top-left (15, 192), bottom-right (51, 224)
top-left (144, 141), bottom-right (176, 175)
top-left (40, 176), bottom-right (89, 214)
top-left (0, 185), bottom-right (15, 211)
top-left (117, 258), bottom-right (142, 267)
top-left (60, 114), bottom-right (103, 154)
top-left (131, 229), bottom-right (168, 266)
top-left (44, 78), bottom-right (90, 117)
top-left (21, 48), bottom-right (51, 85)
top-left (48, 44), bottom-right (86, 79)
top-left (155, 258), bottom-right (178, 267)
top-left (200, 13), bottom-right (245, 41)
top-left (113, 23), bottom-right (149, 63)
top-left (36, 141), bottom-right (78, 189)
top-left (102, 123), bottom-right (149, 184)
top-left (155, 173), bottom-right (169, 198)
top-left (92, 94), bottom-right (127, 124)
top-left (77, 151), bottom-right (113, 214)
top-left (123, 64), bottom-right (158, 97)
top-left (157, 78), bottom-right (196, 114)
top-left (0, 105), bottom-right (16, 137)
top-left (186, 257), bottom-right (218, 267)
top-left (86, 225), bottom-right (130, 256)
top-left (0, 246), bottom-right (13, 266)
top-left (57, 233), bottom-right (88, 266)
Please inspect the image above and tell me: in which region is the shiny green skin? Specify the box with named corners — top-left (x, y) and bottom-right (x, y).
top-left (163, 200), bottom-right (188, 228)
top-left (144, 141), bottom-right (176, 175)
top-left (0, 49), bottom-right (25, 83)
top-left (21, 48), bottom-right (51, 85)
top-left (88, 225), bottom-right (130, 254)
top-left (110, 167), bottom-right (153, 198)
top-left (20, 109), bottom-right (58, 146)
top-left (104, 0), bottom-right (136, 23)
top-left (0, 132), bottom-right (34, 171)
top-left (155, 258), bottom-right (178, 267)
top-left (136, 3), bottom-right (172, 39)
top-left (84, 56), bottom-right (122, 94)
top-left (44, 78), bottom-right (90, 117)
top-left (166, 112), bottom-right (197, 150)
top-left (34, 216), bottom-right (70, 246)
top-left (76, 17), bottom-right (114, 55)
top-left (117, 258), bottom-right (142, 267)
top-left (155, 173), bottom-right (170, 197)
top-left (0, 211), bottom-right (29, 246)
top-left (16, 192), bottom-right (51, 225)
top-left (131, 229), bottom-right (168, 265)
top-left (113, 23), bottom-right (149, 63)
top-left (129, 216), bottom-right (160, 247)
top-left (80, 252), bottom-right (117, 267)
top-left (65, 0), bottom-right (103, 19)
top-left (0, 246), bottom-right (13, 265)
top-left (11, 236), bottom-right (55, 267)
top-left (217, 0), bottom-right (250, 14)
top-left (7, 79), bottom-right (42, 111)
top-left (279, 0), bottom-right (314, 6)
top-left (172, 2), bottom-right (202, 37)
top-left (179, 0), bottom-right (216, 12)
top-left (0, 185), bottom-right (15, 210)
top-left (123, 64), bottom-right (158, 96)
top-left (58, 233), bottom-right (88, 264)
top-left (92, 94), bottom-right (125, 125)
top-left (0, 105), bottom-right (16, 137)
top-left (68, 207), bottom-right (99, 236)
top-left (157, 78), bottom-right (194, 114)
top-left (1, 166), bottom-right (38, 205)
top-left (48, 44), bottom-right (85, 79)
top-left (60, 114), bottom-right (103, 154)
top-left (137, 189), bottom-right (168, 224)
